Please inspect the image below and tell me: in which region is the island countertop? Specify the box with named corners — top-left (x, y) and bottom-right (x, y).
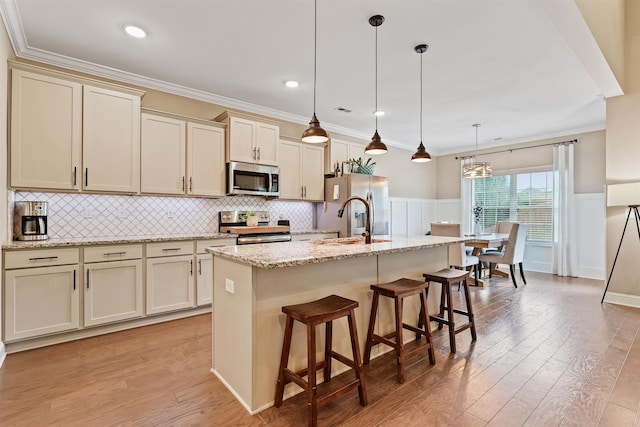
top-left (206, 235), bottom-right (466, 269)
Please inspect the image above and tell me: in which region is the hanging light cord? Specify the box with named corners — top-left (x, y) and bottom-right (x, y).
top-left (419, 49), bottom-right (423, 142)
top-left (312, 0), bottom-right (318, 115)
top-left (374, 21), bottom-right (378, 132)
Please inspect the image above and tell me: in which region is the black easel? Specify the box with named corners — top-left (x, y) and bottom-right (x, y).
top-left (601, 205), bottom-right (640, 303)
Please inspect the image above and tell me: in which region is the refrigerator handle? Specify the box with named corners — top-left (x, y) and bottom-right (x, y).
top-left (367, 190), bottom-right (375, 236)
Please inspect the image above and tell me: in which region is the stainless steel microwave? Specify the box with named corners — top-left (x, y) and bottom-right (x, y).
top-left (227, 161), bottom-right (280, 197)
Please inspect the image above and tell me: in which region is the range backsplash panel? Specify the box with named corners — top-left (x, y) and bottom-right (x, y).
top-left (13, 192), bottom-right (315, 239)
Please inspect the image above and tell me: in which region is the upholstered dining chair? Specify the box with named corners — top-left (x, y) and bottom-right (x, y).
top-left (479, 222), bottom-right (528, 288)
top-left (430, 223), bottom-right (480, 284)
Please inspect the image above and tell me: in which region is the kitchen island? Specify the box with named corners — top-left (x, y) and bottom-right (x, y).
top-left (206, 235), bottom-right (466, 414)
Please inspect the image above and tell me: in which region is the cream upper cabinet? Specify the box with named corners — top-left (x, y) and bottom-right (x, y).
top-left (216, 112), bottom-right (280, 166)
top-left (141, 113), bottom-right (186, 194)
top-left (83, 85), bottom-right (141, 193)
top-left (326, 137), bottom-right (366, 173)
top-left (187, 122), bottom-right (225, 197)
top-left (301, 144), bottom-right (325, 201)
top-left (140, 112), bottom-right (225, 197)
top-left (278, 139), bottom-right (324, 201)
top-left (10, 69), bottom-right (82, 190)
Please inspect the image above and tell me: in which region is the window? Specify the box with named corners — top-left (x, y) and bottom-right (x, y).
top-left (473, 170), bottom-right (554, 242)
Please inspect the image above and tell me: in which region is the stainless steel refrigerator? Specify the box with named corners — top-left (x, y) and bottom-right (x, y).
top-left (316, 174), bottom-right (389, 238)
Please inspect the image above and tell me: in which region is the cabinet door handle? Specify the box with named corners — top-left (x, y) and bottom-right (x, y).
top-left (104, 251), bottom-right (127, 256)
top-left (182, 176), bottom-right (185, 191)
top-left (28, 256), bottom-right (58, 261)
top-left (190, 259), bottom-right (193, 276)
top-left (253, 147), bottom-right (256, 160)
top-left (85, 168), bottom-right (88, 186)
top-left (86, 269), bottom-right (90, 289)
top-left (73, 166), bottom-right (77, 186)
top-left (162, 248), bottom-right (181, 252)
top-left (257, 147), bottom-right (261, 160)
top-left (198, 259), bottom-right (202, 275)
top-left (189, 177), bottom-right (193, 192)
top-left (304, 185), bottom-right (307, 198)
top-left (73, 270), bottom-right (76, 291)
top-left (301, 186), bottom-right (304, 198)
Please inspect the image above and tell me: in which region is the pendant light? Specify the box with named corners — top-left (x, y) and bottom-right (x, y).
top-left (411, 44), bottom-right (432, 163)
top-left (462, 124), bottom-right (492, 178)
top-left (301, 0), bottom-right (329, 144)
top-left (365, 15), bottom-right (388, 155)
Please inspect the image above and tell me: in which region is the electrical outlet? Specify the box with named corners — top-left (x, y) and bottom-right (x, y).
top-left (83, 207), bottom-right (95, 219)
top-left (225, 278), bottom-right (235, 294)
top-left (166, 210), bottom-right (176, 219)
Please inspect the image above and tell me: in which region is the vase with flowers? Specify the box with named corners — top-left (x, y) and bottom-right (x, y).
top-left (472, 205), bottom-right (483, 235)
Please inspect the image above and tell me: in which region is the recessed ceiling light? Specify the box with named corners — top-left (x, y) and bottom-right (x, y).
top-left (285, 80), bottom-right (299, 88)
top-left (374, 110), bottom-right (385, 117)
top-left (124, 25), bottom-right (147, 38)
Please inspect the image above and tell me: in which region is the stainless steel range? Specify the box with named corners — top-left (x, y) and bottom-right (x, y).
top-left (219, 210), bottom-right (292, 245)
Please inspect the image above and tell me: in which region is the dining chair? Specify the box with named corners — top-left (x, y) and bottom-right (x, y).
top-left (479, 222), bottom-right (528, 288)
top-left (430, 223), bottom-right (480, 284)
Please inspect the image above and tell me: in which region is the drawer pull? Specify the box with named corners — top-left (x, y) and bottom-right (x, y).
top-left (104, 251), bottom-right (127, 256)
top-left (28, 256), bottom-right (59, 261)
top-left (162, 248), bottom-right (182, 252)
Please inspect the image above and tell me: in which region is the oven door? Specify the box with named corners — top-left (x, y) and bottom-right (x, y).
top-left (227, 161), bottom-right (279, 197)
top-left (236, 233), bottom-right (292, 245)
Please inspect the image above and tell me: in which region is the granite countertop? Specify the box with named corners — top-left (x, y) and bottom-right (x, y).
top-left (1, 229), bottom-right (340, 250)
top-left (206, 235), bottom-right (467, 269)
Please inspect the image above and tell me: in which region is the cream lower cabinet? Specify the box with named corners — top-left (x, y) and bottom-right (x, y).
top-left (278, 139), bottom-right (324, 201)
top-left (4, 249), bottom-right (80, 341)
top-left (146, 241), bottom-right (195, 315)
top-left (83, 245), bottom-right (143, 327)
top-left (195, 238), bottom-right (236, 306)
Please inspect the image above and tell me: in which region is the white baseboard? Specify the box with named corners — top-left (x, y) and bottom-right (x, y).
top-left (211, 368), bottom-right (256, 415)
top-left (578, 266), bottom-right (605, 280)
top-left (603, 292), bottom-right (640, 308)
top-left (524, 261), bottom-right (552, 274)
top-left (0, 341), bottom-right (6, 368)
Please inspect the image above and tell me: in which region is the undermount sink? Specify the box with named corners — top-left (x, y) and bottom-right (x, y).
top-left (312, 237), bottom-right (391, 245)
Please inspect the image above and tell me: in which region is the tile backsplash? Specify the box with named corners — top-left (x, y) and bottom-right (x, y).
top-left (12, 192), bottom-right (315, 239)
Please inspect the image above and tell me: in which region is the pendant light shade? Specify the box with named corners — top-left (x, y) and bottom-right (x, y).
top-left (365, 15), bottom-right (388, 156)
top-left (411, 44), bottom-right (432, 163)
top-left (301, 0), bottom-right (328, 144)
top-left (462, 124), bottom-right (492, 179)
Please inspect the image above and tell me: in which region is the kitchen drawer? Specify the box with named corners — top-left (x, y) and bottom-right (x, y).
top-left (4, 248), bottom-right (80, 269)
top-left (146, 241), bottom-right (193, 258)
top-left (196, 238), bottom-right (236, 253)
top-left (84, 244), bottom-right (143, 263)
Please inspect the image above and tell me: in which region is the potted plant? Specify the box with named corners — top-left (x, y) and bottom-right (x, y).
top-left (351, 157), bottom-right (376, 175)
top-left (245, 210), bottom-right (259, 227)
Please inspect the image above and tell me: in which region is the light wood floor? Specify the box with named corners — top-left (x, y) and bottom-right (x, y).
top-left (2, 272), bottom-right (640, 426)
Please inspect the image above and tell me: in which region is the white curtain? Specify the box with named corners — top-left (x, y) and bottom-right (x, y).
top-left (552, 143), bottom-right (578, 276)
top-left (460, 160), bottom-right (473, 234)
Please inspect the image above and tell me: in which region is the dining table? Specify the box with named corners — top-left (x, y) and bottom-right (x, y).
top-left (464, 232), bottom-right (510, 286)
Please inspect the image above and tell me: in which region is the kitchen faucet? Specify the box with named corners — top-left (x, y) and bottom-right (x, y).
top-left (337, 196), bottom-right (371, 244)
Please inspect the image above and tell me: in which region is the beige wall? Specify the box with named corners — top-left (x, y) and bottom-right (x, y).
top-left (435, 130), bottom-right (606, 200)
top-left (576, 0), bottom-right (626, 86)
top-left (604, 0), bottom-right (640, 297)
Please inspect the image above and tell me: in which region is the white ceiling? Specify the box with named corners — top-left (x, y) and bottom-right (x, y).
top-left (0, 0), bottom-right (621, 155)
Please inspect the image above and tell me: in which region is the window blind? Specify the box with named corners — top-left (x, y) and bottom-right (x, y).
top-left (472, 170), bottom-right (554, 242)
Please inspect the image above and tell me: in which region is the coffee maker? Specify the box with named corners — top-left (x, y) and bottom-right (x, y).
top-left (14, 201), bottom-right (48, 241)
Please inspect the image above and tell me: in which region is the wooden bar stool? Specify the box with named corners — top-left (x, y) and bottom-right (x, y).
top-left (363, 278), bottom-right (435, 383)
top-left (422, 269), bottom-right (477, 353)
top-left (274, 294), bottom-right (367, 427)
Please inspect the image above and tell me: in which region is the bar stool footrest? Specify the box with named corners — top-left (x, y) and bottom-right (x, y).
top-left (316, 378), bottom-right (363, 408)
